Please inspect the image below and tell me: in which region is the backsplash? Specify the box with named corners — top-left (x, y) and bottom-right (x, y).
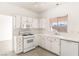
top-left (13, 28), bottom-right (43, 36)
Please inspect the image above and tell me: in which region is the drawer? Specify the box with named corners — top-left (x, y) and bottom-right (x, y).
top-left (17, 47), bottom-right (22, 51)
top-left (24, 44), bottom-right (35, 49)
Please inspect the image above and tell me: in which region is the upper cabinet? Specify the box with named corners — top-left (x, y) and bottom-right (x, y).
top-left (13, 15), bottom-right (39, 29)
top-left (32, 18), bottom-right (39, 28)
top-left (39, 18), bottom-right (49, 29)
top-left (21, 16), bottom-right (27, 28)
top-left (21, 16), bottom-right (32, 28)
top-left (13, 15), bottom-right (21, 29)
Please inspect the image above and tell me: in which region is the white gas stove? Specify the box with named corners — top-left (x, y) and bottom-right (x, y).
top-left (22, 34), bottom-right (36, 53)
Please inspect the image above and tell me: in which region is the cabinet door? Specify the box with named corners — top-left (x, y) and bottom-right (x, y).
top-left (51, 37), bottom-right (60, 55)
top-left (14, 36), bottom-right (23, 54)
top-left (28, 17), bottom-right (33, 23)
top-left (34, 35), bottom-right (39, 46)
top-left (21, 16), bottom-right (27, 28)
top-left (39, 18), bottom-right (49, 29)
top-left (14, 16), bottom-right (21, 29)
top-left (32, 18), bottom-right (38, 28)
top-left (27, 17), bottom-right (33, 28)
top-left (61, 40), bottom-right (78, 56)
top-left (45, 37), bottom-right (60, 55)
top-left (44, 37), bottom-right (51, 51)
top-left (38, 35), bottom-right (42, 46)
top-left (39, 36), bottom-right (46, 48)
top-left (21, 17), bottom-right (33, 28)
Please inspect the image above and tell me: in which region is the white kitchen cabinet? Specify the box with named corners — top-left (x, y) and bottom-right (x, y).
top-left (21, 16), bottom-right (32, 28)
top-left (39, 36), bottom-right (46, 48)
top-left (39, 35), bottom-right (60, 55)
top-left (39, 18), bottom-right (46, 28)
top-left (21, 16), bottom-right (27, 28)
top-left (34, 35), bottom-right (39, 46)
top-left (44, 36), bottom-right (51, 51)
top-left (14, 16), bottom-right (21, 29)
top-left (39, 36), bottom-right (51, 49)
top-left (39, 18), bottom-right (49, 30)
top-left (27, 17), bottom-right (33, 28)
top-left (21, 17), bottom-right (38, 28)
top-left (37, 35), bottom-right (42, 46)
top-left (14, 36), bottom-right (23, 54)
top-left (45, 36), bottom-right (60, 55)
top-left (27, 17), bottom-right (33, 23)
top-left (32, 18), bottom-right (38, 28)
top-left (51, 37), bottom-right (60, 55)
top-left (61, 40), bottom-right (78, 56)
top-left (13, 16), bottom-right (38, 29)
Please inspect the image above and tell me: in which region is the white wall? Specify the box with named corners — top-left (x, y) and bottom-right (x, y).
top-left (0, 15), bottom-right (12, 41)
top-left (40, 2), bottom-right (79, 34)
top-left (0, 4), bottom-right (38, 17)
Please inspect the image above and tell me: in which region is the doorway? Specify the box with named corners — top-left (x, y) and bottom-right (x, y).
top-left (0, 15), bottom-right (13, 55)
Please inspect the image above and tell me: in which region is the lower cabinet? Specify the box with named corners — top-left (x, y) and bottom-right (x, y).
top-left (40, 36), bottom-right (79, 56)
top-left (14, 36), bottom-right (23, 54)
top-left (51, 37), bottom-right (60, 55)
top-left (39, 36), bottom-right (46, 48)
top-left (34, 35), bottom-right (39, 46)
top-left (61, 40), bottom-right (79, 56)
top-left (14, 35), bottom-right (79, 56)
top-left (39, 36), bottom-right (60, 55)
top-left (44, 37), bottom-right (51, 51)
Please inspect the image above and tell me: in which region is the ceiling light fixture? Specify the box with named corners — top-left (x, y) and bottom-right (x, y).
top-left (56, 3), bottom-right (59, 5)
top-left (56, 2), bottom-right (62, 6)
top-left (33, 2), bottom-right (47, 7)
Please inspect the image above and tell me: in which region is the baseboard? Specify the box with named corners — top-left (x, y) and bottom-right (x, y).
top-left (14, 45), bottom-right (59, 56)
top-left (38, 45), bottom-right (59, 56)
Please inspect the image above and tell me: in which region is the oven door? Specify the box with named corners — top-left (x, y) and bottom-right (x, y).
top-left (24, 38), bottom-right (34, 49)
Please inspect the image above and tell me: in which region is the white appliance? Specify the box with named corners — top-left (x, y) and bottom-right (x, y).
top-left (22, 34), bottom-right (36, 53)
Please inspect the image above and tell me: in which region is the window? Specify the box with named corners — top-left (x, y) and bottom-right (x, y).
top-left (49, 15), bottom-right (68, 32)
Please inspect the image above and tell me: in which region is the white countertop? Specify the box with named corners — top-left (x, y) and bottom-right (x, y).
top-left (14, 32), bottom-right (79, 43)
top-left (36, 33), bottom-right (79, 43)
top-left (43, 34), bottom-right (79, 42)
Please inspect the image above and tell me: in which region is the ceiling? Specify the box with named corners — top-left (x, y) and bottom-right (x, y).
top-left (0, 2), bottom-right (62, 13)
